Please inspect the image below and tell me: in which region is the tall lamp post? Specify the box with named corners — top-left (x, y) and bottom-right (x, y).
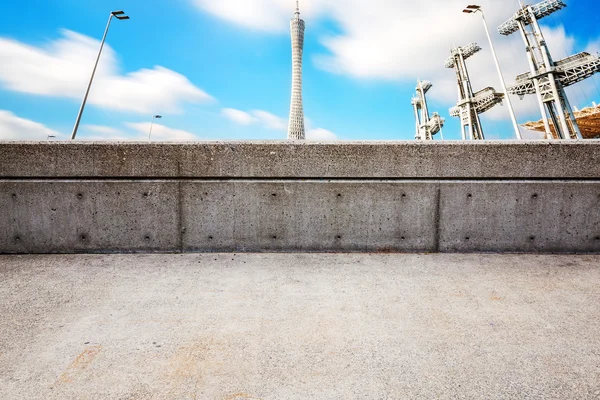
top-left (70, 10), bottom-right (130, 140)
top-left (463, 5), bottom-right (522, 140)
top-left (149, 115), bottom-right (162, 140)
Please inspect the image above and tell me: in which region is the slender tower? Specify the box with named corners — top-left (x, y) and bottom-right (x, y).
top-left (288, 0), bottom-right (306, 140)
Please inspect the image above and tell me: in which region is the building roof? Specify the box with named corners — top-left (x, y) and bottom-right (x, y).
top-left (522, 104), bottom-right (600, 139)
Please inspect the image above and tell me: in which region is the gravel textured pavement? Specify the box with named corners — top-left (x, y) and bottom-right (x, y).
top-left (1, 253), bottom-right (599, 399)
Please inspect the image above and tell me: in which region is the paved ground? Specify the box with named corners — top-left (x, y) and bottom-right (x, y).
top-left (0, 253), bottom-right (599, 399)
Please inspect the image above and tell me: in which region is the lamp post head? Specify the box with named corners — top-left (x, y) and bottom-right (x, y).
top-left (111, 10), bottom-right (130, 20)
top-left (154, 115), bottom-right (162, 119)
top-left (463, 4), bottom-right (481, 13)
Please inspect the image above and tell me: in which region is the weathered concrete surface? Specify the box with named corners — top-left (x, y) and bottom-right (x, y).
top-left (1, 141), bottom-right (600, 178)
top-left (1, 253), bottom-right (599, 399)
top-left (438, 181), bottom-right (600, 253)
top-left (2, 180), bottom-right (599, 253)
top-left (2, 181), bottom-right (180, 253)
top-left (180, 181), bottom-right (439, 252)
top-left (2, 142), bottom-right (599, 253)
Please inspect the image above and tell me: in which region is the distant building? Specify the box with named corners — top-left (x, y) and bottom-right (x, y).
top-left (523, 103), bottom-right (600, 139)
top-left (288, 1), bottom-right (306, 140)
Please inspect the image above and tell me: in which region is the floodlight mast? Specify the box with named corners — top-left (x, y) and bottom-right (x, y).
top-left (411, 80), bottom-right (445, 140)
top-left (499, 0), bottom-right (600, 139)
top-left (445, 43), bottom-right (505, 140)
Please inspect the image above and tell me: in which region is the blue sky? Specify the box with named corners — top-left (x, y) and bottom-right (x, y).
top-left (0, 0), bottom-right (599, 141)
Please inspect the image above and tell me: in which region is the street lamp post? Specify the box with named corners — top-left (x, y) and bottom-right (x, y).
top-left (149, 115), bottom-right (162, 140)
top-left (70, 10), bottom-right (130, 140)
top-left (464, 5), bottom-right (522, 140)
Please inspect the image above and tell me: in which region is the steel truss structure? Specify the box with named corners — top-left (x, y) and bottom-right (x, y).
top-left (445, 43), bottom-right (504, 140)
top-left (412, 80), bottom-right (445, 140)
top-left (499, 0), bottom-right (600, 139)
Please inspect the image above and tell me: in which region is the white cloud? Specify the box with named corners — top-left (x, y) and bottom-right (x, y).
top-left (221, 108), bottom-right (287, 131)
top-left (586, 39), bottom-right (600, 55)
top-left (221, 107), bottom-right (338, 139)
top-left (221, 108), bottom-right (257, 125)
top-left (76, 125), bottom-right (129, 141)
top-left (251, 110), bottom-right (287, 131)
top-left (192, 0), bottom-right (295, 32)
top-left (193, 0), bottom-right (521, 79)
top-left (0, 110), bottom-right (61, 140)
top-left (83, 125), bottom-right (124, 136)
top-left (55, 123), bottom-right (201, 141)
top-left (306, 127), bottom-right (337, 140)
top-left (125, 122), bottom-right (200, 141)
top-left (0, 30), bottom-right (213, 114)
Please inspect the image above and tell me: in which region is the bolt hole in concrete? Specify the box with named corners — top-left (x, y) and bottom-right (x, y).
top-left (465, 237), bottom-right (470, 241)
top-left (145, 236), bottom-right (150, 241)
top-left (272, 193), bottom-right (277, 197)
top-left (272, 236), bottom-right (277, 239)
top-left (401, 236), bottom-right (406, 240)
top-left (596, 236), bottom-right (600, 241)
top-left (208, 236), bottom-right (213, 240)
top-left (338, 193), bottom-right (342, 197)
top-left (467, 194), bottom-right (472, 198)
top-left (77, 193), bottom-right (83, 199)
top-left (81, 235), bottom-right (86, 241)
top-left (532, 194), bottom-right (538, 199)
top-left (336, 235), bottom-right (342, 239)
top-left (530, 236), bottom-right (536, 241)
top-left (11, 193), bottom-right (16, 198)
top-left (143, 192), bottom-right (149, 197)
top-left (14, 236), bottom-right (20, 242)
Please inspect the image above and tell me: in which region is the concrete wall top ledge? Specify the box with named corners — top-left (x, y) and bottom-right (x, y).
top-left (1, 140), bottom-right (599, 179)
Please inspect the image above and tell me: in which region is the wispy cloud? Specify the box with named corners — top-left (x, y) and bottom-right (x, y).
top-left (0, 110), bottom-right (61, 140)
top-left (251, 110), bottom-right (287, 131)
top-left (306, 127), bottom-right (337, 141)
top-left (221, 108), bottom-right (287, 131)
top-left (0, 30), bottom-right (214, 114)
top-left (221, 108), bottom-right (257, 125)
top-left (221, 107), bottom-right (338, 140)
top-left (0, 112), bottom-right (201, 141)
top-left (125, 122), bottom-right (200, 141)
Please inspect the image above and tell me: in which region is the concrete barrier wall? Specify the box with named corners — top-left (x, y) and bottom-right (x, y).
top-left (1, 141), bottom-right (599, 253)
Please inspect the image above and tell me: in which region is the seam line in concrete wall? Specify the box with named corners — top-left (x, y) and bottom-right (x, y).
top-left (178, 180), bottom-right (183, 253)
top-left (434, 184), bottom-right (441, 253)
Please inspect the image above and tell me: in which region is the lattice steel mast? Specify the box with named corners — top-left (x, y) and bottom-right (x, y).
top-left (412, 80), bottom-right (445, 140)
top-left (445, 43), bottom-right (505, 140)
top-left (498, 0), bottom-right (600, 139)
top-left (287, 0), bottom-right (306, 140)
